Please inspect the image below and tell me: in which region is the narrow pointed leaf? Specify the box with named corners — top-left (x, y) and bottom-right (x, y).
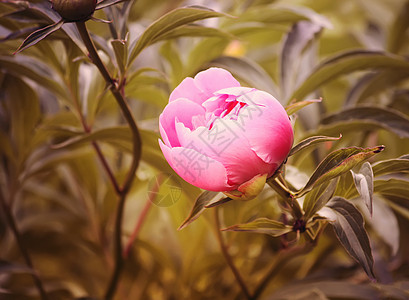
top-left (298, 146), bottom-right (384, 196)
top-left (205, 197), bottom-right (232, 208)
top-left (14, 19), bottom-right (63, 54)
top-left (111, 39), bottom-right (128, 74)
top-left (327, 197), bottom-right (375, 280)
top-left (303, 178), bottom-right (338, 220)
top-left (372, 155), bottom-right (409, 177)
top-left (289, 134), bottom-right (341, 156)
top-left (321, 106), bottom-right (409, 139)
top-left (178, 191), bottom-right (221, 230)
top-left (289, 50), bottom-right (409, 102)
top-left (222, 218), bottom-right (292, 237)
top-left (351, 162), bottom-right (374, 216)
top-left (285, 98), bottom-right (322, 115)
top-left (128, 6), bottom-right (229, 66)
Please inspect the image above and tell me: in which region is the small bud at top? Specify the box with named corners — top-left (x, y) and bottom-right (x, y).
top-left (52, 0), bottom-right (97, 22)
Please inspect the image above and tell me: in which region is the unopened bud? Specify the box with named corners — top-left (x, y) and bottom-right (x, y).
top-left (52, 0), bottom-right (97, 22)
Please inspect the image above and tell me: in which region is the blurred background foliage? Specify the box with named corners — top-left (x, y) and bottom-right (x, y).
top-left (1, 0), bottom-right (409, 299)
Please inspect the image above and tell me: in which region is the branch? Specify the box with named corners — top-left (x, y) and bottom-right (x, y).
top-left (214, 208), bottom-right (252, 300)
top-left (0, 191), bottom-right (49, 300)
top-left (75, 21), bottom-right (142, 300)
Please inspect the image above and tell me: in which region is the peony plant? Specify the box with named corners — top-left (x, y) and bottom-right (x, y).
top-left (159, 68), bottom-right (294, 200)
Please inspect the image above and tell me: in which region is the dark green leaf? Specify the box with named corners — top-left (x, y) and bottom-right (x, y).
top-left (128, 6), bottom-right (229, 66)
top-left (289, 134), bottom-right (341, 156)
top-left (14, 19), bottom-right (63, 53)
top-left (351, 162), bottom-right (374, 216)
top-left (222, 218), bottom-right (293, 237)
top-left (289, 50), bottom-right (409, 102)
top-left (204, 197), bottom-right (232, 208)
top-left (210, 56), bottom-right (279, 99)
top-left (178, 191), bottom-right (221, 230)
top-left (297, 146), bottom-right (384, 196)
top-left (327, 197), bottom-right (375, 280)
top-left (303, 178), bottom-right (338, 220)
top-left (285, 98), bottom-right (321, 115)
top-left (321, 106), bottom-right (409, 138)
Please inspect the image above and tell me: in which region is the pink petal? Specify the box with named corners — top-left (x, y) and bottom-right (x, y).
top-left (194, 67), bottom-right (241, 96)
top-left (238, 91), bottom-right (293, 165)
top-left (159, 140), bottom-right (233, 191)
top-left (159, 98), bottom-right (205, 147)
top-left (176, 119), bottom-right (274, 186)
top-left (169, 77), bottom-right (208, 105)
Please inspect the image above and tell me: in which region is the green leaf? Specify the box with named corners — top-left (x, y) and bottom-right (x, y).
top-left (204, 197), bottom-right (232, 208)
top-left (111, 39), bottom-right (128, 74)
top-left (51, 126), bottom-right (132, 151)
top-left (210, 56), bottom-right (279, 99)
top-left (303, 178), bottom-right (338, 220)
top-left (281, 21), bottom-right (322, 99)
top-left (372, 155), bottom-right (409, 177)
top-left (321, 106), bottom-right (409, 139)
top-left (221, 218), bottom-right (293, 237)
top-left (326, 197), bottom-right (375, 280)
top-left (96, 0), bottom-right (126, 10)
top-left (285, 98), bottom-right (321, 115)
top-left (155, 24), bottom-right (233, 42)
top-left (178, 191), bottom-right (221, 230)
top-left (360, 196), bottom-right (400, 256)
top-left (14, 19), bottom-right (63, 53)
top-left (374, 179), bottom-right (409, 199)
top-left (297, 146), bottom-right (384, 196)
top-left (387, 1), bottom-right (409, 53)
top-left (128, 6), bottom-right (229, 66)
top-left (0, 55), bottom-right (68, 99)
top-left (289, 134), bottom-right (341, 156)
top-left (235, 5), bottom-right (332, 27)
top-left (289, 50), bottom-right (409, 102)
top-left (351, 162), bottom-right (374, 216)
top-left (345, 70), bottom-right (409, 107)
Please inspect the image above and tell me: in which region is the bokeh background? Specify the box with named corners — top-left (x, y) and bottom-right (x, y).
top-left (1, 0), bottom-right (409, 299)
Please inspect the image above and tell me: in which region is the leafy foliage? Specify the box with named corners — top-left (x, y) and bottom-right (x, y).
top-left (1, 0), bottom-right (409, 299)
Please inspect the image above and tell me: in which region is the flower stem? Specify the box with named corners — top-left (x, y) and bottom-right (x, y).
top-left (75, 21), bottom-right (142, 300)
top-left (251, 243), bottom-right (312, 299)
top-left (214, 208), bottom-right (252, 300)
top-left (267, 177), bottom-right (303, 219)
top-left (0, 192), bottom-right (48, 300)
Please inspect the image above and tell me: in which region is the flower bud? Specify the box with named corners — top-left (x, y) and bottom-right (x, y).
top-left (52, 0), bottom-right (97, 22)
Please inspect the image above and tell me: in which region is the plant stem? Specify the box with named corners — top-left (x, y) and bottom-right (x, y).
top-left (214, 208), bottom-right (252, 300)
top-left (251, 243), bottom-right (312, 299)
top-left (75, 21), bottom-right (142, 300)
top-left (0, 192), bottom-right (48, 300)
top-left (267, 177), bottom-right (303, 219)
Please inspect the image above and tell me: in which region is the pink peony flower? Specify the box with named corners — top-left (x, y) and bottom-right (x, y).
top-left (159, 68), bottom-right (293, 200)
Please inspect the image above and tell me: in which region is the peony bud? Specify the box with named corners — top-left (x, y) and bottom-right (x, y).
top-left (52, 0), bottom-right (97, 22)
top-left (159, 68), bottom-right (294, 199)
